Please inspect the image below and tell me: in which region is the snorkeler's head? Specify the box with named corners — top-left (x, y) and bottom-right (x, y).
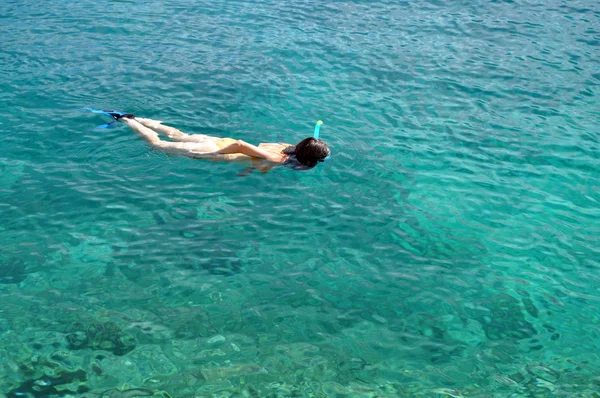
top-left (294, 137), bottom-right (331, 167)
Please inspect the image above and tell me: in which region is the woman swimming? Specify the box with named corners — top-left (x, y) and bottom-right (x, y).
top-left (113, 113), bottom-right (330, 172)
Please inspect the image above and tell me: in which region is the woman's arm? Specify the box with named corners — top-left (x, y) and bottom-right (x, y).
top-left (217, 140), bottom-right (287, 163)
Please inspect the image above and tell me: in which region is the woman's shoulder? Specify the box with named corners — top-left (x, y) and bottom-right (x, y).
top-left (258, 143), bottom-right (293, 152)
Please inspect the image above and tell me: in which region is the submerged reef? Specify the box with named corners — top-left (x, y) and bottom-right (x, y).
top-left (0, 257), bottom-right (28, 284)
top-left (66, 321), bottom-right (136, 356)
top-left (7, 369), bottom-right (88, 397)
top-left (472, 294), bottom-right (537, 341)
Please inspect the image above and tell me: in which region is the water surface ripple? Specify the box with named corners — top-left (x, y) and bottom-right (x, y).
top-left (1, 0), bottom-right (599, 396)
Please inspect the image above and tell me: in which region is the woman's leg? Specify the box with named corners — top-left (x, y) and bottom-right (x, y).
top-left (120, 117), bottom-right (161, 145)
top-left (121, 118), bottom-right (183, 150)
top-left (135, 117), bottom-right (215, 143)
top-left (120, 117), bottom-right (218, 154)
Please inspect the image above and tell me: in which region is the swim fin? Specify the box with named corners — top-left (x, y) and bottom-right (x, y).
top-left (83, 108), bottom-right (135, 129)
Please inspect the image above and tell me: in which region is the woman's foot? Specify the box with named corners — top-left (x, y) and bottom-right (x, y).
top-left (135, 117), bottom-right (164, 129)
top-left (106, 111), bottom-right (136, 120)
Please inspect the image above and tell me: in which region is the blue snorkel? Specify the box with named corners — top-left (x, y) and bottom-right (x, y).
top-left (83, 108), bottom-right (130, 129)
top-left (313, 120), bottom-right (331, 162)
top-left (313, 120), bottom-right (323, 139)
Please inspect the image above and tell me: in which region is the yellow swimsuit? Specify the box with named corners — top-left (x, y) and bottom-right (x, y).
top-left (215, 137), bottom-right (238, 149)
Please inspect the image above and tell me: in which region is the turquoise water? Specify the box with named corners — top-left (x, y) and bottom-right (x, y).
top-left (1, 0), bottom-right (599, 396)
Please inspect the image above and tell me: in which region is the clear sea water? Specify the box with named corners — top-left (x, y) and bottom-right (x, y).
top-left (1, 0), bottom-right (599, 396)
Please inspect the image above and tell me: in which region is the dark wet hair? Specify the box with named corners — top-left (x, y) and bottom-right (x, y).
top-left (292, 137), bottom-right (331, 168)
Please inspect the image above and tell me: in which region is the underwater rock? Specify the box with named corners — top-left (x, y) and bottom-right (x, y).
top-left (527, 364), bottom-right (559, 383)
top-left (0, 159), bottom-right (26, 191)
top-left (152, 212), bottom-right (167, 225)
top-left (206, 334), bottom-right (226, 344)
top-left (91, 361), bottom-right (103, 376)
top-left (339, 357), bottom-right (367, 372)
top-left (200, 363), bottom-right (267, 382)
top-left (7, 369), bottom-right (88, 397)
top-left (128, 320), bottom-right (174, 342)
top-left (192, 255), bottom-right (244, 276)
top-left (493, 374), bottom-right (521, 388)
top-left (479, 294), bottom-right (537, 340)
top-left (158, 306), bottom-right (217, 339)
top-left (522, 297), bottom-right (539, 318)
top-left (430, 388), bottom-right (465, 397)
top-left (99, 388), bottom-right (154, 397)
top-left (0, 257), bottom-right (28, 284)
top-left (65, 321), bottom-right (136, 356)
